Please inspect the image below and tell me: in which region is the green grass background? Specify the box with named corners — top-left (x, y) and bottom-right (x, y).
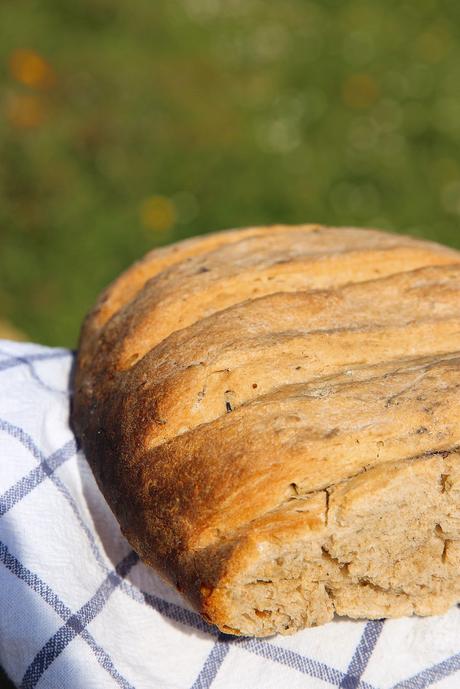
top-left (1, 0), bottom-right (460, 347)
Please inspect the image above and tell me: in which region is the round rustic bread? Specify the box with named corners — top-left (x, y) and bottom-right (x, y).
top-left (72, 224), bottom-right (460, 636)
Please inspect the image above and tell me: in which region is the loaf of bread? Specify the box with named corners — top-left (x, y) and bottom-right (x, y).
top-left (72, 225), bottom-right (460, 636)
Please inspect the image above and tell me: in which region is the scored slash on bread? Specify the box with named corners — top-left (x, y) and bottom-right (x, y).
top-left (72, 225), bottom-right (460, 636)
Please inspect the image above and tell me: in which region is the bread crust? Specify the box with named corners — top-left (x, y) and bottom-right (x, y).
top-left (72, 225), bottom-right (460, 635)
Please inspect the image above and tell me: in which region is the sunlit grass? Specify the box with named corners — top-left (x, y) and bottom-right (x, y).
top-left (1, 0), bottom-right (459, 346)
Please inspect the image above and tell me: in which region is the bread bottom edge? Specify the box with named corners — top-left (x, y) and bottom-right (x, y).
top-left (199, 451), bottom-right (460, 636)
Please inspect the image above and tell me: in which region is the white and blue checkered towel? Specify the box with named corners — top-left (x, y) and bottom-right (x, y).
top-left (1, 339), bottom-right (460, 689)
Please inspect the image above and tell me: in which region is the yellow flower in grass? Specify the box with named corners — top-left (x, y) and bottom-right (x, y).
top-left (140, 195), bottom-right (176, 234)
top-left (342, 73), bottom-right (379, 110)
top-left (9, 49), bottom-right (56, 90)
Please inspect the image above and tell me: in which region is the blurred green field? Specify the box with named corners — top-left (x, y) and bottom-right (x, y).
top-left (1, 0), bottom-right (460, 347)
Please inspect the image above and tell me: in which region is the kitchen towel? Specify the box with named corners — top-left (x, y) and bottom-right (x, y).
top-left (1, 339), bottom-right (459, 689)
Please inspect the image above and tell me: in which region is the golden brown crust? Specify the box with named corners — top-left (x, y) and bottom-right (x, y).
top-left (72, 225), bottom-right (460, 636)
